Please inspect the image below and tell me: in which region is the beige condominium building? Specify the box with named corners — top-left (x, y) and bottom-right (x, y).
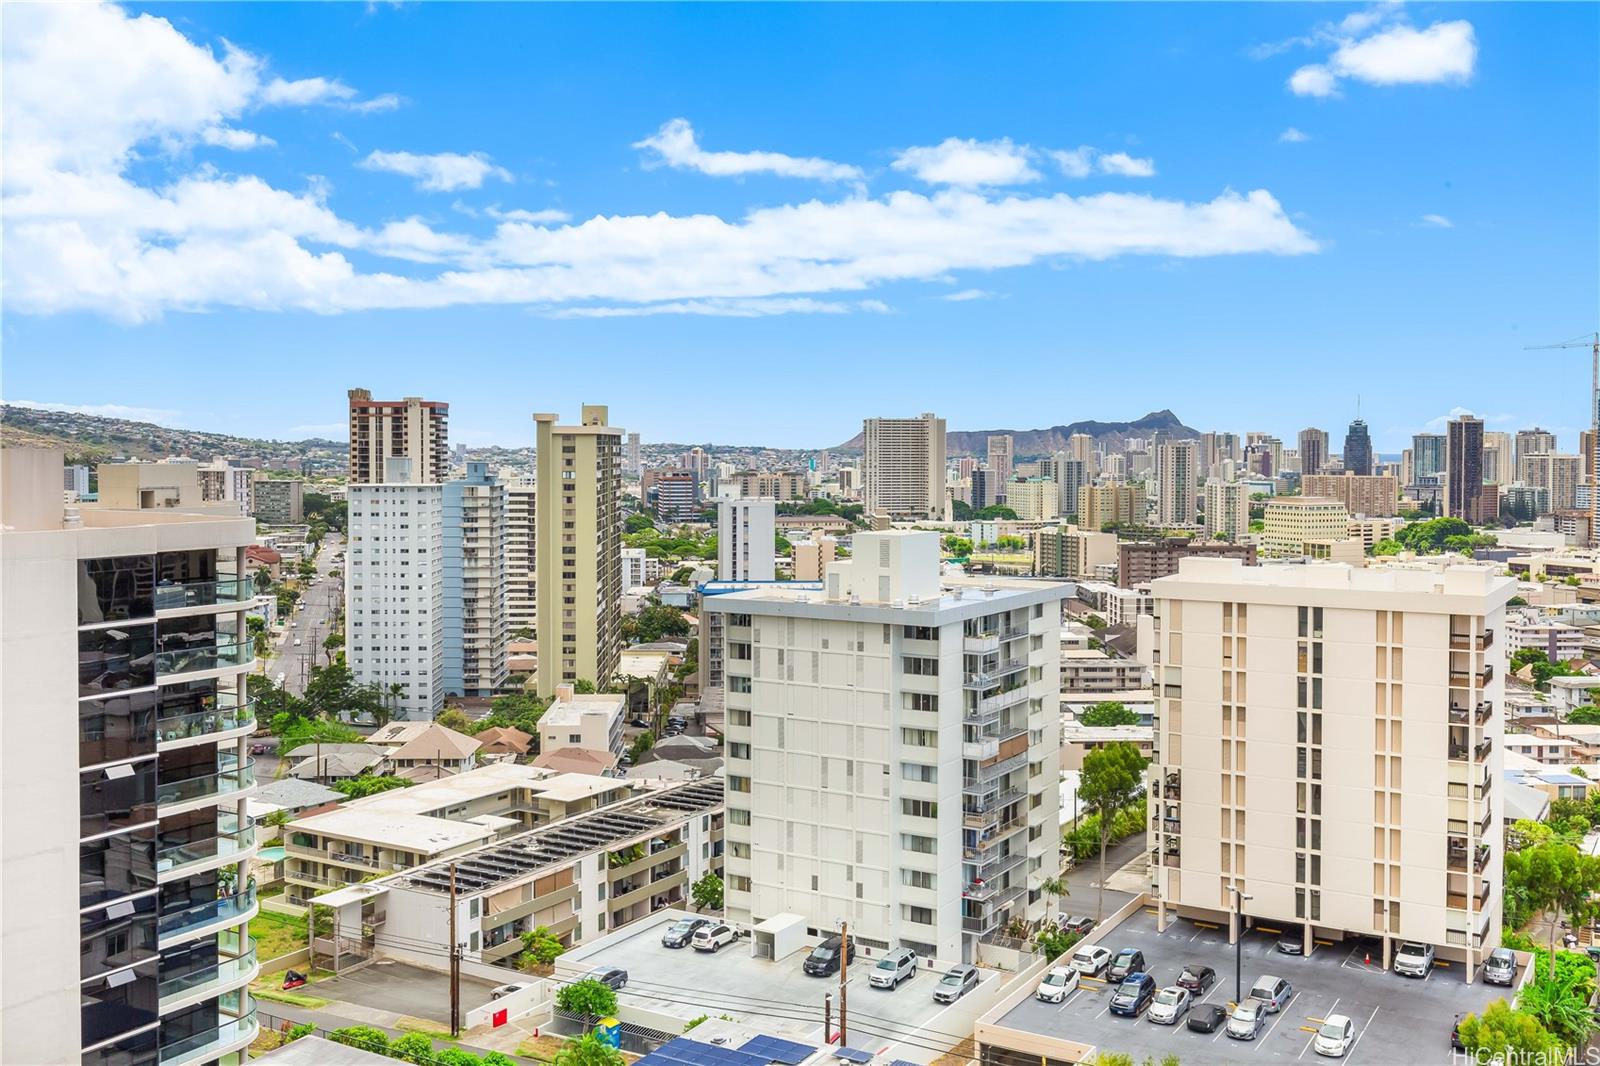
top-left (703, 530), bottom-right (1066, 964)
top-left (1260, 496), bottom-right (1351, 557)
top-left (506, 476), bottom-right (536, 637)
top-left (1302, 472), bottom-right (1401, 517)
top-left (1202, 478), bottom-right (1250, 541)
top-left (862, 413), bottom-right (948, 521)
top-left (1033, 524), bottom-right (1117, 580)
top-left (347, 388), bottom-right (450, 485)
top-left (3, 448), bottom-right (263, 1066)
top-left (1006, 478), bottom-right (1059, 522)
top-left (1147, 557), bottom-right (1510, 974)
top-left (534, 407), bottom-right (623, 698)
top-left (1076, 482), bottom-right (1144, 530)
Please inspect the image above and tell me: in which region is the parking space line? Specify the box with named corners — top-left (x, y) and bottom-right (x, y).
top-left (1345, 1004), bottom-right (1381, 1063)
top-left (1257, 991), bottom-right (1299, 1047)
top-left (1297, 996), bottom-right (1338, 1060)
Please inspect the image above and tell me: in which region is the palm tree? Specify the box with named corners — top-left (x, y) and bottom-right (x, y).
top-left (1040, 874), bottom-right (1070, 924)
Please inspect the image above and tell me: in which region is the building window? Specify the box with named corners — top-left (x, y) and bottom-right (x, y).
top-left (900, 834), bottom-right (936, 854)
top-left (900, 763), bottom-right (937, 783)
top-left (901, 868), bottom-right (936, 890)
top-left (900, 798), bottom-right (938, 819)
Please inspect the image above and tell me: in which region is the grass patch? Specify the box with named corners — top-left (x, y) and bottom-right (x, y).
top-left (518, 1035), bottom-right (567, 1060)
top-left (249, 983), bottom-right (331, 1009)
top-left (397, 1016), bottom-right (452, 1037)
top-left (250, 910), bottom-right (307, 960)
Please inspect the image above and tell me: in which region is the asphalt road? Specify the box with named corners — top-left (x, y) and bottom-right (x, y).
top-left (266, 532), bottom-right (343, 697)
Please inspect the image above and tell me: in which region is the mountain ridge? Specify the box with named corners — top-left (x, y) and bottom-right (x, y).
top-left (837, 410), bottom-right (1199, 456)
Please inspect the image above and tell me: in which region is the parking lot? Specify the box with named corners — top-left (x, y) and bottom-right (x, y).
top-left (558, 912), bottom-right (999, 1063)
top-left (313, 960), bottom-right (499, 1025)
top-left (992, 908), bottom-right (1513, 1064)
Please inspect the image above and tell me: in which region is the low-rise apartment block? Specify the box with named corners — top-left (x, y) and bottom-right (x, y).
top-left (1076, 482), bottom-right (1144, 529)
top-left (1148, 557), bottom-right (1511, 974)
top-left (1117, 538), bottom-right (1257, 588)
top-left (251, 476), bottom-right (304, 525)
top-left (539, 685), bottom-right (627, 759)
top-left (1302, 472), bottom-right (1400, 516)
top-left (1033, 524), bottom-right (1117, 580)
top-left (1060, 646), bottom-right (1148, 694)
top-left (1260, 496), bottom-right (1351, 557)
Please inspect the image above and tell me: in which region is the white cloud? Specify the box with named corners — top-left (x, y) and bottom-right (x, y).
top-left (941, 289), bottom-right (993, 302)
top-left (8, 399), bottom-right (181, 424)
top-left (1278, 127), bottom-right (1311, 143)
top-left (360, 150), bottom-right (512, 192)
top-left (1050, 147), bottom-right (1096, 178)
top-left (261, 77), bottom-right (399, 112)
top-left (1286, 16), bottom-right (1477, 97)
top-left (1419, 213), bottom-right (1455, 228)
top-left (0, 3), bottom-right (1319, 323)
top-left (892, 138), bottom-right (1040, 187)
top-left (634, 118), bottom-right (862, 182)
top-left (486, 206), bottom-right (570, 224)
top-left (1098, 152), bottom-right (1156, 178)
top-left (549, 297), bottom-right (887, 319)
top-left (201, 126), bottom-right (275, 150)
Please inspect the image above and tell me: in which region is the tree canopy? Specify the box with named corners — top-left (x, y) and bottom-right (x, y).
top-left (692, 871), bottom-right (724, 912)
top-left (555, 978), bottom-right (618, 1017)
top-left (1079, 742), bottom-right (1147, 920)
top-left (1080, 701), bottom-right (1139, 728)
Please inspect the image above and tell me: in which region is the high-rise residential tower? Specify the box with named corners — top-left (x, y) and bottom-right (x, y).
top-left (1202, 478), bottom-right (1250, 541)
top-left (442, 462), bottom-right (509, 698)
top-left (534, 407), bottom-right (623, 698)
top-left (347, 388), bottom-right (450, 484)
top-left (348, 457), bottom-right (445, 719)
top-left (986, 435), bottom-right (1014, 500)
top-left (626, 432), bottom-right (642, 477)
top-left (1412, 433), bottom-right (1447, 481)
top-left (1481, 432), bottom-right (1512, 487)
top-left (1297, 428), bottom-right (1329, 477)
top-left (862, 413), bottom-right (947, 520)
top-left (505, 477), bottom-right (536, 638)
top-left (2, 448), bottom-right (263, 1066)
top-left (1514, 428), bottom-right (1558, 473)
top-left (717, 497), bottom-right (776, 582)
top-left (1446, 415), bottom-right (1488, 523)
top-left (1155, 439), bottom-right (1199, 526)
top-left (1343, 419), bottom-right (1373, 476)
top-left (1148, 557), bottom-right (1510, 971)
top-left (703, 531), bottom-right (1065, 963)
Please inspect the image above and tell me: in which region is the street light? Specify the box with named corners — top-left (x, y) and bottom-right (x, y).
top-left (1228, 885), bottom-right (1254, 1006)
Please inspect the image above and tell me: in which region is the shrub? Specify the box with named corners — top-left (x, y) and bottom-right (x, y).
top-left (329, 1026), bottom-right (389, 1054)
top-left (437, 1050), bottom-right (485, 1066)
top-left (389, 1032), bottom-right (437, 1065)
top-left (556, 978), bottom-right (619, 1017)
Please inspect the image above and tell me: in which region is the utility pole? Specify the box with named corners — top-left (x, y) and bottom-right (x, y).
top-left (823, 992), bottom-right (832, 1044)
top-left (449, 862), bottom-right (461, 1037)
top-left (837, 920), bottom-right (848, 1047)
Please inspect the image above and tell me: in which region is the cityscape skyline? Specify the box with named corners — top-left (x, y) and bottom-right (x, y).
top-left (3, 2), bottom-right (1596, 448)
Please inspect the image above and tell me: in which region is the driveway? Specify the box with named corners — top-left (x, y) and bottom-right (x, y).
top-left (311, 960), bottom-right (499, 1025)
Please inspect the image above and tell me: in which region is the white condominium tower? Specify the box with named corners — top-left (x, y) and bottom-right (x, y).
top-left (717, 496), bottom-right (776, 582)
top-left (442, 462), bottom-right (509, 698)
top-left (1155, 439), bottom-right (1199, 526)
top-left (348, 457), bottom-right (445, 719)
top-left (1202, 478), bottom-right (1250, 541)
top-left (703, 531), bottom-right (1065, 963)
top-left (506, 476), bottom-right (536, 637)
top-left (2, 449), bottom-right (263, 1066)
top-left (862, 413), bottom-right (948, 521)
top-left (346, 388), bottom-right (450, 485)
top-left (534, 407), bottom-right (623, 699)
top-left (1147, 557), bottom-right (1510, 975)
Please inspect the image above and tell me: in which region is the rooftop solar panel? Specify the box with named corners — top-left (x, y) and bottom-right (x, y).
top-left (831, 1049), bottom-right (871, 1063)
top-left (740, 1035), bottom-right (818, 1064)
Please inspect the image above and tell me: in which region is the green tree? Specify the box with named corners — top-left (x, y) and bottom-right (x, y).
top-left (1568, 705), bottom-right (1600, 725)
top-left (942, 535), bottom-right (974, 556)
top-left (388, 1032), bottom-right (437, 1065)
top-left (274, 714), bottom-right (360, 750)
top-left (574, 679), bottom-right (596, 694)
top-left (332, 775), bottom-right (411, 799)
top-left (1457, 999), bottom-right (1562, 1063)
top-left (627, 731), bottom-right (654, 761)
top-left (1039, 873), bottom-right (1070, 925)
top-left (625, 512), bottom-right (657, 534)
top-left (518, 924), bottom-right (566, 966)
top-left (1082, 614), bottom-right (1107, 631)
top-left (1080, 701), bottom-right (1138, 727)
top-left (329, 1026), bottom-right (389, 1053)
top-left (556, 978), bottom-right (618, 1017)
top-left (692, 871), bottom-right (725, 912)
top-left (1518, 955), bottom-right (1598, 1048)
top-left (253, 567), bottom-right (274, 593)
top-left (1371, 538), bottom-right (1403, 556)
top-left (435, 707), bottom-right (475, 733)
top-left (621, 601), bottom-right (691, 644)
top-left (1033, 926), bottom-right (1082, 962)
top-left (553, 1031), bottom-right (626, 1066)
top-left (1079, 742), bottom-right (1148, 921)
top-left (1523, 840), bottom-right (1600, 977)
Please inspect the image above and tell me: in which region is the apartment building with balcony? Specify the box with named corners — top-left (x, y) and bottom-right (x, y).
top-left (2, 448), bottom-right (263, 1066)
top-left (539, 685), bottom-right (626, 759)
top-left (281, 764), bottom-right (628, 909)
top-left (1147, 556), bottom-right (1511, 976)
top-left (346, 388), bottom-right (450, 485)
top-left (506, 476), bottom-right (536, 637)
top-left (442, 462), bottom-right (509, 697)
top-left (702, 531), bottom-right (1066, 964)
top-left (361, 778), bottom-right (725, 967)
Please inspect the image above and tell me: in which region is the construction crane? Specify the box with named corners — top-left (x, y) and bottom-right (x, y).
top-left (1524, 332), bottom-right (1600, 511)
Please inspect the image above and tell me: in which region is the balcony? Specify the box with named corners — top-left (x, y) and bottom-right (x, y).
top-left (157, 939), bottom-right (258, 1007)
top-left (966, 850), bottom-right (1026, 886)
top-left (963, 632), bottom-right (1001, 655)
top-left (155, 758), bottom-right (255, 806)
top-left (1162, 816), bottom-right (1182, 833)
top-left (963, 789), bottom-right (1025, 827)
top-left (963, 751), bottom-right (1029, 791)
top-left (156, 697), bottom-right (256, 745)
top-left (156, 813), bottom-right (256, 878)
top-left (155, 640), bottom-right (252, 678)
top-left (1448, 842), bottom-right (1491, 873)
top-left (158, 882), bottom-right (257, 942)
top-left (159, 1005), bottom-right (257, 1066)
top-left (1163, 773), bottom-right (1181, 800)
top-left (1475, 737), bottom-right (1493, 762)
top-left (963, 660), bottom-right (1028, 689)
top-left (967, 818), bottom-right (1027, 855)
top-left (1450, 630), bottom-right (1494, 652)
top-left (1449, 701), bottom-right (1493, 726)
top-left (155, 578), bottom-right (256, 613)
top-left (1446, 880), bottom-right (1493, 911)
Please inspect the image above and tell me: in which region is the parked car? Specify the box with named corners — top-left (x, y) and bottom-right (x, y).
top-left (932, 965), bottom-right (979, 1003)
top-left (1109, 973), bottom-right (1156, 1017)
top-left (1146, 986), bottom-right (1192, 1025)
top-left (1034, 966), bottom-right (1079, 1003)
top-left (1107, 948), bottom-right (1146, 983)
top-left (630, 717), bottom-right (650, 728)
top-left (1249, 975), bottom-right (1294, 1013)
top-left (1451, 1015), bottom-right (1465, 1051)
top-left (870, 948), bottom-right (919, 990)
top-left (585, 967), bottom-right (628, 991)
top-left (490, 982), bottom-right (530, 1000)
top-left (1484, 947), bottom-right (1518, 986)
top-left (1069, 945), bottom-right (1113, 977)
top-left (1188, 1004), bottom-right (1228, 1034)
top-left (1276, 926), bottom-right (1305, 955)
top-left (292, 638), bottom-right (302, 646)
top-left (1313, 1013), bottom-right (1355, 1058)
top-left (1176, 964), bottom-right (1216, 995)
top-left (1227, 1001), bottom-right (1267, 1040)
top-left (1393, 940), bottom-right (1435, 978)
top-left (661, 917), bottom-right (709, 949)
top-left (691, 923), bottom-right (735, 953)
top-left (1057, 915), bottom-right (1095, 936)
top-left (803, 934), bottom-right (856, 976)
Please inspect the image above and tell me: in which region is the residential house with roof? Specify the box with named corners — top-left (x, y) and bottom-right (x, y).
top-left (476, 725), bottom-right (534, 758)
top-left (533, 747), bottom-right (621, 777)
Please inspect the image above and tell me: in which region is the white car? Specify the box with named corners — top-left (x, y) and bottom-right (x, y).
top-left (1069, 945), bottom-right (1113, 977)
top-left (1146, 986), bottom-right (1192, 1025)
top-left (490, 982), bottom-right (530, 1000)
top-left (692, 922), bottom-right (736, 952)
top-left (293, 638), bottom-right (302, 646)
top-left (1035, 966), bottom-right (1079, 1003)
top-left (1393, 940), bottom-right (1435, 978)
top-left (1313, 1013), bottom-right (1355, 1057)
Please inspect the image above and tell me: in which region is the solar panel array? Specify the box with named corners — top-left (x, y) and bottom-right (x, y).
top-left (739, 1035), bottom-right (818, 1065)
top-left (637, 1037), bottom-right (771, 1066)
top-left (403, 778), bottom-right (725, 896)
top-left (831, 1048), bottom-right (872, 1063)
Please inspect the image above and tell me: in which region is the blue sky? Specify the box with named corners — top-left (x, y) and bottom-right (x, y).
top-left (3, 2), bottom-right (1596, 451)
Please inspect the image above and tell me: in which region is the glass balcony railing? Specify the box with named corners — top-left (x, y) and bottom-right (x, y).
top-left (159, 1005), bottom-right (257, 1065)
top-left (155, 641), bottom-right (251, 677)
top-left (155, 758), bottom-right (255, 806)
top-left (157, 939), bottom-right (257, 1003)
top-left (156, 813), bottom-right (256, 875)
top-left (158, 882), bottom-right (256, 940)
top-left (154, 578), bottom-right (256, 612)
top-left (156, 697), bottom-right (256, 744)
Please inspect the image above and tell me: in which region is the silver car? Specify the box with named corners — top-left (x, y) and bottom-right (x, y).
top-left (1393, 940), bottom-right (1435, 978)
top-left (1483, 947), bottom-right (1517, 986)
top-left (1146, 985), bottom-right (1192, 1025)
